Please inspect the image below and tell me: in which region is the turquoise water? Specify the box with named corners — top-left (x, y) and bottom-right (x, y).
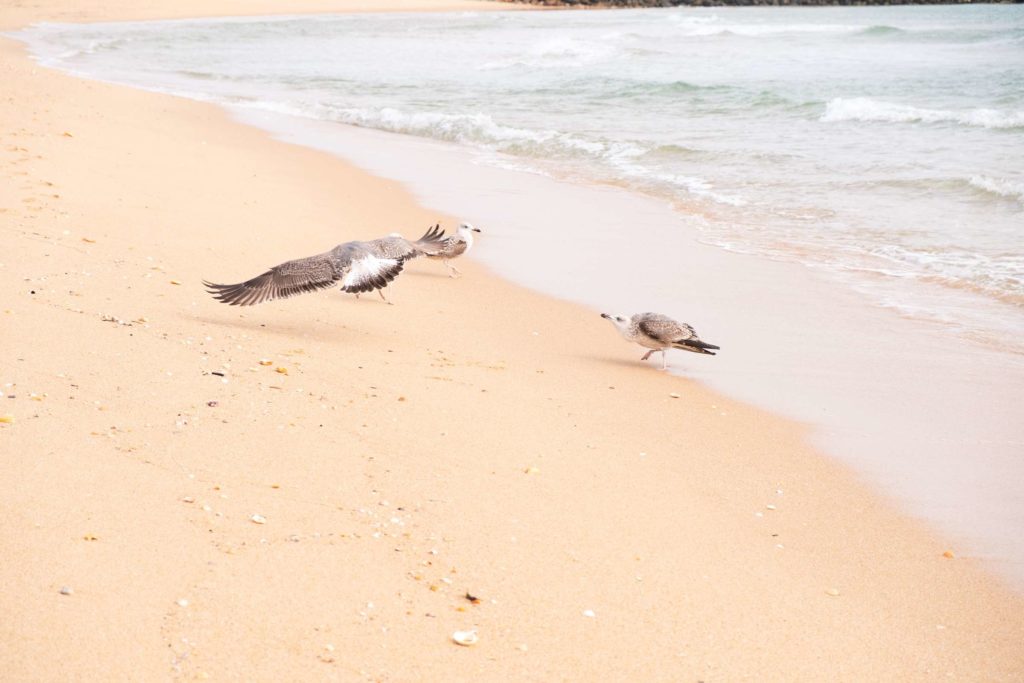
top-left (18, 5), bottom-right (1024, 350)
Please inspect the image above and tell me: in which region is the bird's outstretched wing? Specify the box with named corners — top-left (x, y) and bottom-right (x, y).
top-left (411, 224), bottom-right (446, 256)
top-left (204, 241), bottom-right (406, 306)
top-left (203, 250), bottom-right (342, 306)
top-left (366, 224), bottom-right (446, 261)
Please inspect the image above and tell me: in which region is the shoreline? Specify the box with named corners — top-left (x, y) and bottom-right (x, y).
top-left (2, 1), bottom-right (1023, 680)
top-left (231, 106), bottom-right (1024, 585)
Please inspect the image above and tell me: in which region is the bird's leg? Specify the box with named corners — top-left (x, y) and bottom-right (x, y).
top-left (446, 260), bottom-right (461, 278)
top-left (641, 350), bottom-right (654, 361)
top-left (378, 287), bottom-right (393, 306)
top-left (661, 350), bottom-right (668, 370)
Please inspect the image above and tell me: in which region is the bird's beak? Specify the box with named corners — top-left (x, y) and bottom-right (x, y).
top-left (472, 227), bottom-right (482, 233)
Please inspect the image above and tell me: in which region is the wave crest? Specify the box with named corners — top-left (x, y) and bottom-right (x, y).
top-left (969, 175), bottom-right (1024, 203)
top-left (821, 97), bottom-right (1024, 130)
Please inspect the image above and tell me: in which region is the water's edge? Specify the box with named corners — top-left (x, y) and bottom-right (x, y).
top-left (234, 107), bottom-right (1024, 590)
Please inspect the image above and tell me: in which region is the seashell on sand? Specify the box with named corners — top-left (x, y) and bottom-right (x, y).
top-left (452, 630), bottom-right (478, 646)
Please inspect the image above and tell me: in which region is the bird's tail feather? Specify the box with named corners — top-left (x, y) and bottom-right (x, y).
top-left (673, 339), bottom-right (719, 355)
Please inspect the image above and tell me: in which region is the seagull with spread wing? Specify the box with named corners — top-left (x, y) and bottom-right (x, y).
top-left (203, 241), bottom-right (401, 307)
top-left (601, 312), bottom-right (719, 370)
top-left (203, 224), bottom-right (447, 307)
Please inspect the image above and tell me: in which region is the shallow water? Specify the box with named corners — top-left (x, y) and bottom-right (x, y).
top-left (13, 6), bottom-right (1024, 587)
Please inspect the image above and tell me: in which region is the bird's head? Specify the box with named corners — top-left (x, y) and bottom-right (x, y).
top-left (458, 223), bottom-right (482, 234)
top-left (600, 313), bottom-right (629, 330)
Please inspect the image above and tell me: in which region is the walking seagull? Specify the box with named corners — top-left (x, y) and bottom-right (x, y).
top-left (601, 312), bottom-right (719, 370)
top-left (426, 222), bottom-right (481, 277)
top-left (203, 225), bottom-right (447, 307)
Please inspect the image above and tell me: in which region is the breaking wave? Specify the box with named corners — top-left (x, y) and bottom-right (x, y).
top-left (968, 175), bottom-right (1024, 203)
top-left (821, 97), bottom-right (1024, 130)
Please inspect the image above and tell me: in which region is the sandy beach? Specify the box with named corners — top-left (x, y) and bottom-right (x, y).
top-left (2, 1), bottom-right (1023, 680)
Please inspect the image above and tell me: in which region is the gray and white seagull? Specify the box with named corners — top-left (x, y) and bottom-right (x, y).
top-left (426, 222), bottom-right (481, 278)
top-left (202, 225), bottom-right (446, 307)
top-left (601, 312), bottom-right (719, 369)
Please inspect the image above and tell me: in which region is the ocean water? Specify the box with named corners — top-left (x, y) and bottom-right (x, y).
top-left (12, 7), bottom-right (1024, 585)
top-left (16, 5), bottom-right (1024, 351)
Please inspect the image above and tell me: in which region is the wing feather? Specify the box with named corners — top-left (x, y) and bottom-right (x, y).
top-left (412, 223), bottom-right (446, 256)
top-left (203, 250), bottom-right (340, 306)
top-left (637, 314), bottom-right (695, 344)
top-left (366, 225), bottom-right (446, 261)
top-left (338, 244), bottom-right (405, 294)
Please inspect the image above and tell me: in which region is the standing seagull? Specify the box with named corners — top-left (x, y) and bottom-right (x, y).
top-left (426, 222), bottom-right (481, 278)
top-left (358, 224), bottom-right (447, 303)
top-left (600, 312), bottom-right (719, 370)
top-left (203, 240), bottom-right (406, 307)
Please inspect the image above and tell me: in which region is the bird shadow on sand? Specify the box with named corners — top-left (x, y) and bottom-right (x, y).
top-left (331, 293), bottom-right (394, 306)
top-left (186, 311), bottom-right (359, 344)
top-left (402, 269), bottom-right (456, 280)
top-left (580, 351), bottom-right (689, 374)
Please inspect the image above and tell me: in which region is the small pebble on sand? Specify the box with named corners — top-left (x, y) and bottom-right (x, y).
top-left (251, 514), bottom-right (267, 525)
top-left (60, 586), bottom-right (73, 596)
top-left (825, 588), bottom-right (841, 597)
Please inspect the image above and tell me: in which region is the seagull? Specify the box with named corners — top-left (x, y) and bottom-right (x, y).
top-left (203, 240), bottom-right (406, 307)
top-left (426, 222), bottom-right (481, 277)
top-left (600, 312), bottom-right (719, 370)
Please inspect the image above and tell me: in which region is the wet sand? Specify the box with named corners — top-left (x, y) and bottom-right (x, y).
top-left (1, 1), bottom-right (1023, 680)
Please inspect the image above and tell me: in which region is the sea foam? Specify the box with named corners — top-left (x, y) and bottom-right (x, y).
top-left (821, 97), bottom-right (1024, 130)
top-left (968, 175), bottom-right (1024, 203)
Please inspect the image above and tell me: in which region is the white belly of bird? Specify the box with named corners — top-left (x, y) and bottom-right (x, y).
top-left (629, 331), bottom-right (667, 350)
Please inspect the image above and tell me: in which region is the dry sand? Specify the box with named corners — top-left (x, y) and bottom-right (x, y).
top-left (1, 1), bottom-right (1023, 680)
